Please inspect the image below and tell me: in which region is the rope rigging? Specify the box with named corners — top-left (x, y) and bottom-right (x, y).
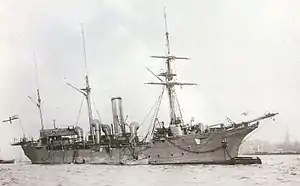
top-left (139, 86), bottom-right (165, 128)
top-left (172, 88), bottom-right (183, 121)
top-left (149, 89), bottom-right (165, 138)
top-left (91, 94), bottom-right (102, 122)
top-left (75, 93), bottom-right (102, 127)
top-left (75, 95), bottom-right (85, 127)
top-left (142, 87), bottom-right (165, 142)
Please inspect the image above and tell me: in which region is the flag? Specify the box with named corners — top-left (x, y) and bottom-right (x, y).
top-left (2, 115), bottom-right (19, 124)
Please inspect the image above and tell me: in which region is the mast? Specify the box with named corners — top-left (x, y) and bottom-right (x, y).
top-left (28, 53), bottom-right (45, 130)
top-left (146, 8), bottom-right (196, 125)
top-left (64, 24), bottom-right (97, 143)
top-left (163, 9), bottom-right (176, 123)
top-left (80, 24), bottom-right (95, 143)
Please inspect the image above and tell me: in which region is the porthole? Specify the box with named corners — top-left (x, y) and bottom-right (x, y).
top-left (182, 152), bottom-right (184, 156)
top-left (171, 153), bottom-right (173, 156)
top-left (157, 154), bottom-right (160, 158)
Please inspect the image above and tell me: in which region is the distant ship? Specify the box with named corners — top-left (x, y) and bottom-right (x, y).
top-left (12, 10), bottom-right (278, 165)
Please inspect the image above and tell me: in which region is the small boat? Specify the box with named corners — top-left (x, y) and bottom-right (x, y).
top-left (0, 148), bottom-right (15, 164)
top-left (0, 159), bottom-right (15, 164)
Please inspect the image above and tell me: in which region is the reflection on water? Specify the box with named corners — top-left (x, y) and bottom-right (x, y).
top-left (0, 155), bottom-right (299, 186)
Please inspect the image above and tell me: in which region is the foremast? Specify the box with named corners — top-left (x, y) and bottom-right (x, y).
top-left (146, 8), bottom-right (196, 125)
top-left (36, 87), bottom-right (44, 130)
top-left (28, 53), bottom-right (45, 130)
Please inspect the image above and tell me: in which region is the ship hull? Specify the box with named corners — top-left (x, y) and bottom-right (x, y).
top-left (21, 145), bottom-right (131, 164)
top-left (20, 126), bottom-right (255, 165)
top-left (144, 125), bottom-right (255, 165)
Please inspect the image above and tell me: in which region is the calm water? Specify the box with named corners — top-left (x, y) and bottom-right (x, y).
top-left (0, 155), bottom-right (299, 186)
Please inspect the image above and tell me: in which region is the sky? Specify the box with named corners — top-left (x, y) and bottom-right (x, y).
top-left (1, 0), bottom-right (300, 159)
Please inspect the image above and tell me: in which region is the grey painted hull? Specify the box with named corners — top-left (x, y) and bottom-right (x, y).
top-left (21, 126), bottom-right (255, 165)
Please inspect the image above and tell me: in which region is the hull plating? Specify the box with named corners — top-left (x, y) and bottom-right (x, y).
top-left (21, 126), bottom-right (255, 165)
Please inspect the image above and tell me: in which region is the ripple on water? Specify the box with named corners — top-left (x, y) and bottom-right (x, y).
top-left (0, 155), bottom-right (299, 186)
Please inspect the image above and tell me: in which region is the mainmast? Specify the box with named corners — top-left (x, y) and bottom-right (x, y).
top-left (163, 10), bottom-right (176, 124)
top-left (64, 24), bottom-right (97, 143)
top-left (146, 8), bottom-right (196, 125)
top-left (80, 24), bottom-right (95, 143)
top-left (28, 53), bottom-right (44, 130)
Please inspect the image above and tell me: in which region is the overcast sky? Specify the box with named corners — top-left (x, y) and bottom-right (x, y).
top-left (1, 0), bottom-right (300, 158)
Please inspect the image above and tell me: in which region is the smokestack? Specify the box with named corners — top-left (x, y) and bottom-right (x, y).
top-left (118, 98), bottom-right (125, 133)
top-left (111, 97), bottom-right (119, 134)
top-left (95, 122), bottom-right (100, 144)
top-left (111, 97), bottom-right (125, 134)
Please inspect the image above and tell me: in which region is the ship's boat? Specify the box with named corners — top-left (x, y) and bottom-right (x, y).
top-left (0, 159), bottom-right (15, 164)
top-left (11, 9), bottom-right (278, 165)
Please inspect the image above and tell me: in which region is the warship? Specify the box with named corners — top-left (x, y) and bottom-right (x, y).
top-left (12, 11), bottom-right (278, 165)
